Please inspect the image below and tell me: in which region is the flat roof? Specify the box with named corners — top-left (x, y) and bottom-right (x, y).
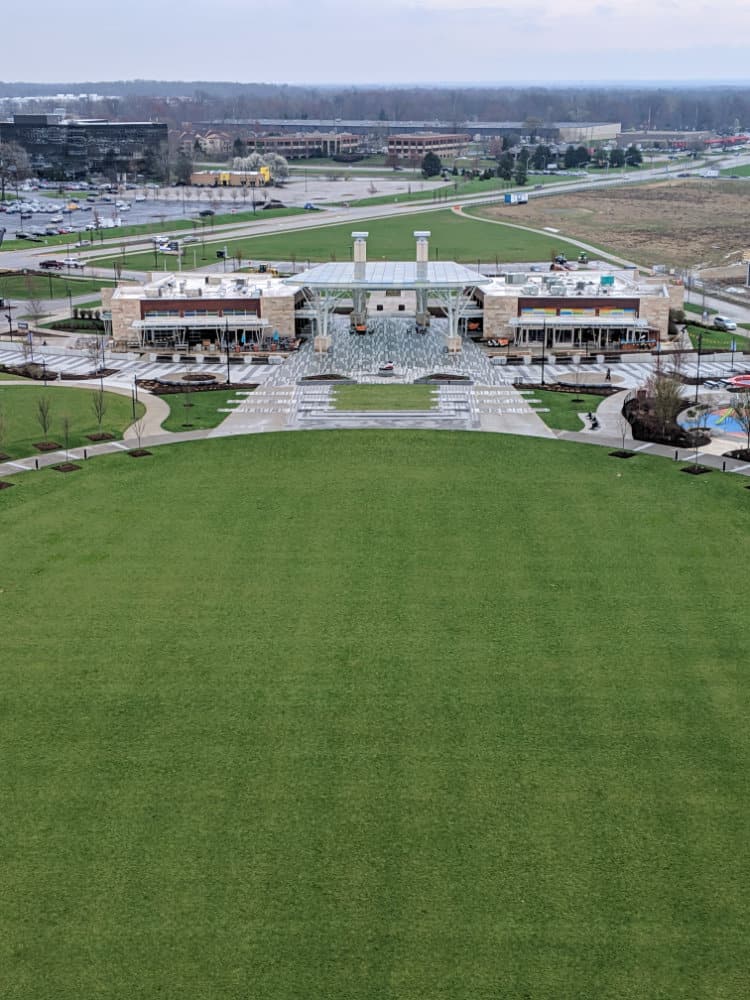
top-left (288, 261), bottom-right (486, 290)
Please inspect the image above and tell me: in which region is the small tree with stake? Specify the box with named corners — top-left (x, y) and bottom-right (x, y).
top-left (91, 388), bottom-right (108, 436)
top-left (617, 410), bottom-right (632, 455)
top-left (685, 402), bottom-right (710, 469)
top-left (37, 395), bottom-right (52, 443)
top-left (60, 413), bottom-right (71, 461)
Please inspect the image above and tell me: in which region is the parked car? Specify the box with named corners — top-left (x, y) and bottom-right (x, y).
top-left (713, 315), bottom-right (737, 332)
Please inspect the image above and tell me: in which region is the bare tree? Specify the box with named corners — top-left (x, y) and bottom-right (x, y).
top-left (732, 391), bottom-right (750, 451)
top-left (85, 335), bottom-right (105, 372)
top-left (37, 395), bottom-right (52, 441)
top-left (617, 410), bottom-right (631, 453)
top-left (24, 274), bottom-right (46, 323)
top-left (685, 402), bottom-right (711, 467)
top-left (131, 416), bottom-right (147, 452)
top-left (645, 374), bottom-right (684, 437)
top-left (91, 389), bottom-right (108, 431)
top-left (0, 140), bottom-right (31, 201)
top-left (60, 413), bottom-right (72, 460)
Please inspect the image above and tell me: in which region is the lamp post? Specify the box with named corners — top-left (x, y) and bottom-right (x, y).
top-left (540, 318), bottom-right (546, 386)
top-left (694, 331), bottom-right (702, 403)
top-left (225, 318), bottom-right (231, 386)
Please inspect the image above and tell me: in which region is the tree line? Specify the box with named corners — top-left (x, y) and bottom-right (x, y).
top-left (3, 83), bottom-right (750, 134)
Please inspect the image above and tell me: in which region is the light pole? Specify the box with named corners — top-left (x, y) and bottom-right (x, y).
top-left (540, 319), bottom-right (546, 386)
top-left (225, 318), bottom-right (231, 386)
top-left (694, 331), bottom-right (702, 403)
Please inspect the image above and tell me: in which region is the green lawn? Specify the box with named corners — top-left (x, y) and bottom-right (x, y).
top-left (1, 431), bottom-right (748, 999)
top-left (333, 384), bottom-right (435, 410)
top-left (0, 274), bottom-right (112, 300)
top-left (683, 301), bottom-right (717, 316)
top-left (159, 388), bottom-right (250, 431)
top-left (686, 323), bottom-right (750, 351)
top-left (96, 209), bottom-right (593, 270)
top-left (720, 163), bottom-right (750, 177)
top-left (0, 384), bottom-right (143, 457)
top-left (527, 387), bottom-right (609, 430)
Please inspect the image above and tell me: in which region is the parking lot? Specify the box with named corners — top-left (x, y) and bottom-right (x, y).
top-left (0, 171), bottom-right (445, 243)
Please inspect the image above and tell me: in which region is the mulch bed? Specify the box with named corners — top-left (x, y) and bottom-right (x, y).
top-left (52, 463), bottom-right (81, 473)
top-left (0, 452), bottom-right (11, 462)
top-left (724, 448), bottom-right (750, 461)
top-left (1, 363), bottom-right (60, 381)
top-left (86, 432), bottom-right (115, 441)
top-left (136, 379), bottom-right (256, 395)
top-left (681, 465), bottom-right (712, 476)
top-left (128, 449), bottom-right (152, 458)
top-left (609, 450), bottom-right (637, 459)
top-left (34, 441), bottom-right (62, 452)
top-left (0, 481), bottom-right (15, 489)
top-left (62, 369), bottom-right (119, 381)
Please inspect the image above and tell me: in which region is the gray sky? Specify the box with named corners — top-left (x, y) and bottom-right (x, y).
top-left (4, 0), bottom-right (748, 84)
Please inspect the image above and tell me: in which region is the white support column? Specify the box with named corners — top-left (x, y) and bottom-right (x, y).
top-left (414, 231), bottom-right (431, 325)
top-left (352, 231), bottom-right (368, 282)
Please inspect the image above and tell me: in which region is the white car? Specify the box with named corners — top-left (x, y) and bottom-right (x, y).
top-left (713, 316), bottom-right (737, 332)
top-left (62, 257), bottom-right (85, 268)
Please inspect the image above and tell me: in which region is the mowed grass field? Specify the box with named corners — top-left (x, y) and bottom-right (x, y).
top-left (159, 388), bottom-right (250, 432)
top-left (333, 384), bottom-right (435, 409)
top-left (92, 209), bottom-right (590, 270)
top-left (1, 431), bottom-right (749, 999)
top-left (0, 384), bottom-right (143, 458)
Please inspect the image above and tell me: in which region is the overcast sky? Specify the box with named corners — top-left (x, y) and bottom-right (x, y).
top-left (3, 0), bottom-right (748, 85)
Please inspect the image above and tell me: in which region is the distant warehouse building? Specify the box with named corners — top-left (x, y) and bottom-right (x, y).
top-left (208, 118), bottom-right (620, 143)
top-left (0, 113), bottom-right (168, 179)
top-left (387, 133), bottom-right (471, 160)
top-left (251, 132), bottom-right (361, 159)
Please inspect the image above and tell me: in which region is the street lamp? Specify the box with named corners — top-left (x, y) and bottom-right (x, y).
top-left (694, 331), bottom-right (703, 403)
top-left (225, 318), bottom-right (231, 386)
top-left (540, 319), bottom-right (547, 386)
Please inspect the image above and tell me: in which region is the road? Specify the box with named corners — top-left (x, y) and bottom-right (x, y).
top-left (3, 150), bottom-right (750, 320)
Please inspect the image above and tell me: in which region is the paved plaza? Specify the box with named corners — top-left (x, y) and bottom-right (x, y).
top-left (2, 319), bottom-right (749, 458)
